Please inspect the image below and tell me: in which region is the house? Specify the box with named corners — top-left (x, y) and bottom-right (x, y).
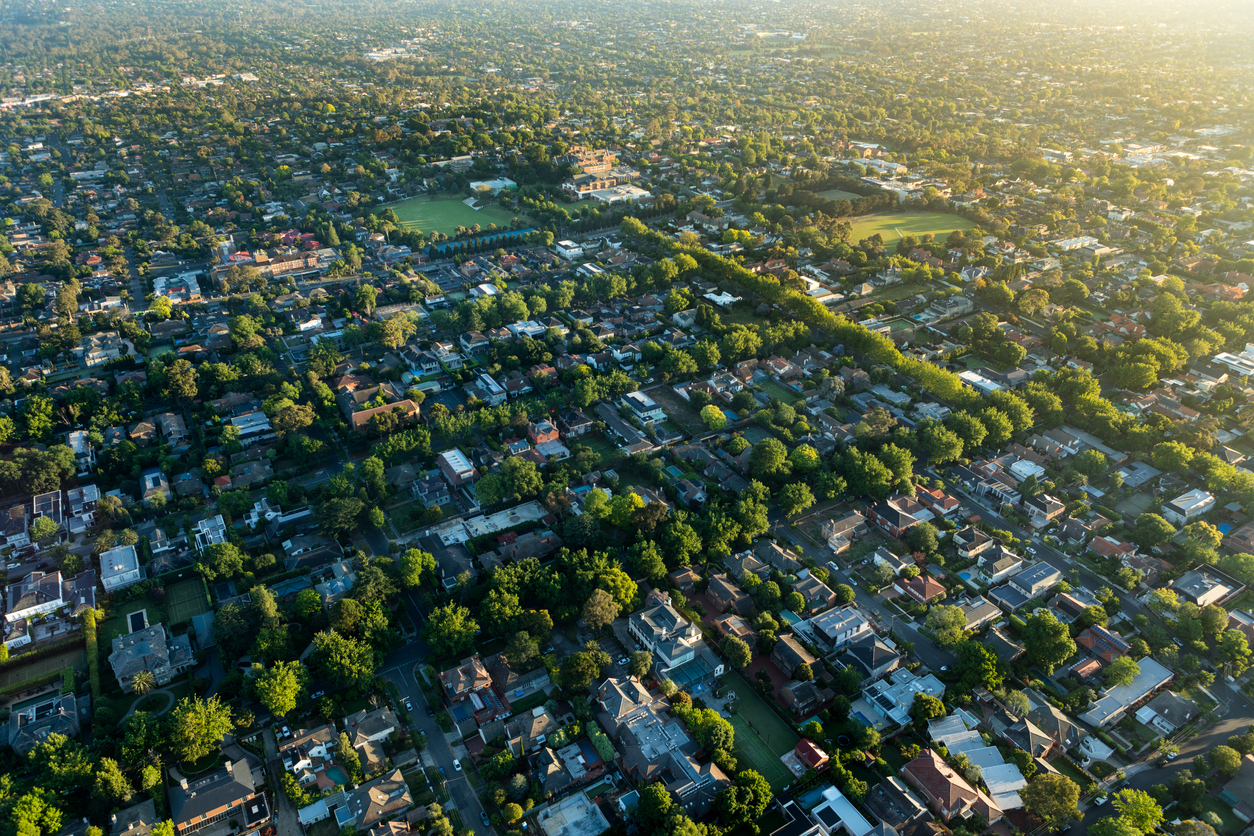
top-left (869, 547), bottom-right (913, 577)
top-left (977, 547), bottom-right (1023, 584)
top-left (792, 575), bottom-right (838, 613)
top-left (1008, 563), bottom-right (1062, 599)
top-left (844, 634), bottom-right (902, 681)
top-left (622, 391), bottom-right (665, 423)
top-left (192, 515), bottom-right (228, 551)
top-left (109, 624), bottom-right (193, 692)
top-left (1076, 625), bottom-right (1131, 663)
top-left (504, 707), bottom-right (560, 757)
top-left (824, 511), bottom-right (868, 554)
top-left (901, 749), bottom-right (1003, 824)
top-left (1026, 701), bottom-right (1086, 750)
top-left (867, 497), bottom-right (921, 539)
top-left (706, 574), bottom-right (753, 616)
top-left (437, 449), bottom-right (478, 487)
top-left (1079, 657), bottom-right (1173, 727)
top-left (862, 669), bottom-right (945, 726)
top-left (8, 693), bottom-right (80, 755)
top-left (344, 708), bottom-right (400, 775)
top-left (1089, 536), bottom-right (1137, 560)
top-left (725, 552), bottom-right (770, 581)
top-left (779, 680), bottom-right (834, 718)
top-left (1136, 691), bottom-right (1198, 735)
top-left (1163, 488), bottom-right (1216, 526)
top-left (807, 606), bottom-right (872, 651)
top-left (1172, 568), bottom-right (1240, 607)
top-left (863, 778), bottom-right (929, 831)
top-left (344, 769), bottom-right (412, 829)
top-left (170, 761), bottom-right (270, 836)
top-left (628, 590), bottom-right (723, 677)
top-left (141, 469), bottom-right (170, 505)
top-left (279, 725), bottom-right (338, 786)
top-left (896, 574), bottom-right (946, 605)
top-left (6, 570), bottom-right (94, 623)
top-left (667, 567), bottom-right (701, 595)
top-left (110, 799), bottom-right (158, 836)
top-left (953, 527), bottom-right (997, 559)
top-left (99, 544), bottom-right (143, 591)
top-left (756, 541), bottom-right (803, 575)
top-left (771, 635), bottom-right (818, 678)
top-left (1000, 716), bottom-right (1059, 760)
top-left (555, 409), bottom-right (594, 439)
top-left (1022, 494), bottom-right (1065, 527)
top-left (711, 614), bottom-right (756, 650)
top-left (956, 595), bottom-right (1001, 632)
top-left (439, 655), bottom-right (510, 727)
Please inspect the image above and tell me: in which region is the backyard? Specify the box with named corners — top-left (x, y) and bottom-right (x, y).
top-left (386, 194), bottom-right (526, 236)
top-left (722, 672), bottom-right (799, 791)
top-left (1, 647), bottom-right (85, 688)
top-left (846, 211), bottom-right (976, 245)
top-left (166, 577), bottom-right (212, 624)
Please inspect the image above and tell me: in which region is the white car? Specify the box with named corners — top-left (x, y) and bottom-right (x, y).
top-left (454, 759), bottom-right (463, 772)
top-left (1026, 547), bottom-right (1037, 555)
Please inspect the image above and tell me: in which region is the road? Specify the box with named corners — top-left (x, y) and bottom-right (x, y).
top-left (380, 593), bottom-right (489, 832)
top-left (769, 517), bottom-right (956, 672)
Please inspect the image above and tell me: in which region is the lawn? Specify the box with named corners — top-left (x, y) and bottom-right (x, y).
top-left (386, 194), bottom-right (526, 236)
top-left (758, 380), bottom-right (803, 404)
top-left (816, 189), bottom-right (862, 202)
top-left (846, 211), bottom-right (976, 245)
top-left (723, 672), bottom-right (800, 791)
top-left (166, 577), bottom-right (211, 625)
top-left (1, 648), bottom-right (85, 688)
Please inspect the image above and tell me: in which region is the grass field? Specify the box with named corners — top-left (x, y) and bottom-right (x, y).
top-left (386, 194), bottom-right (525, 236)
top-left (847, 211), bottom-right (976, 245)
top-left (725, 673), bottom-right (799, 790)
top-left (816, 188), bottom-right (862, 202)
top-left (1, 648), bottom-right (85, 687)
top-left (167, 577), bottom-right (211, 624)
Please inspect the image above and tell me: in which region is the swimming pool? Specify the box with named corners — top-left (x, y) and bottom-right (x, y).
top-left (326, 766), bottom-right (349, 786)
top-left (1219, 523), bottom-right (1234, 535)
top-left (958, 571), bottom-right (973, 582)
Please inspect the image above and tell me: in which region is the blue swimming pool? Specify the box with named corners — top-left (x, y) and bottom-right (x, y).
top-left (326, 766), bottom-right (349, 785)
top-left (1219, 523), bottom-right (1234, 535)
top-left (958, 571), bottom-right (973, 582)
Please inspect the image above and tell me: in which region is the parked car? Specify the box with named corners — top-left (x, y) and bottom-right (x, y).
top-left (309, 690), bottom-right (325, 700)
top-left (481, 812), bottom-right (491, 826)
top-left (454, 759), bottom-right (463, 772)
top-left (403, 697), bottom-right (413, 711)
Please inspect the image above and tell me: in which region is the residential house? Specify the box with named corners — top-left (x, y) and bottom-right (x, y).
top-left (1079, 657), bottom-right (1174, 727)
top-left (109, 624), bottom-right (193, 692)
top-left (870, 547), bottom-right (913, 577)
top-left (756, 541), bottom-right (803, 575)
top-left (706, 574), bottom-right (753, 616)
top-left (778, 680), bottom-right (834, 718)
top-left (437, 449), bottom-right (478, 487)
top-left (863, 778), bottom-right (929, 831)
top-left (896, 575), bottom-right (946, 606)
top-left (953, 527), bottom-right (997, 559)
top-left (771, 635), bottom-right (818, 678)
top-left (977, 547), bottom-right (1023, 584)
top-left (99, 544), bottom-right (143, 591)
top-left (628, 590), bottom-right (723, 678)
top-left (1077, 626), bottom-right (1131, 663)
top-left (1173, 568), bottom-right (1240, 607)
top-left (956, 595), bottom-right (1002, 632)
top-left (1219, 755), bottom-right (1254, 821)
top-left (439, 655), bottom-right (511, 728)
top-left (169, 761), bottom-right (270, 836)
top-left (8, 693), bottom-right (80, 755)
top-left (622, 391), bottom-right (665, 423)
top-left (901, 749), bottom-right (1003, 825)
top-left (504, 707), bottom-right (560, 757)
top-left (793, 575), bottom-right (838, 613)
top-left (725, 552), bottom-right (770, 582)
top-left (1022, 495), bottom-right (1065, 527)
top-left (344, 770), bottom-right (412, 829)
top-left (844, 634), bottom-right (902, 682)
top-left (1163, 489), bottom-right (1216, 526)
top-left (824, 511), bottom-right (868, 554)
top-left (1008, 563), bottom-right (1062, 599)
top-left (807, 606), bottom-right (872, 651)
top-left (711, 614), bottom-right (756, 650)
top-left (862, 670), bottom-right (946, 726)
top-left (867, 497), bottom-right (922, 539)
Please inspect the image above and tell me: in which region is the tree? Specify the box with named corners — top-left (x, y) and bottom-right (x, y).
top-left (91, 758), bottom-right (133, 811)
top-left (715, 769), bottom-right (773, 829)
top-left (502, 803), bottom-right (524, 824)
top-left (905, 522), bottom-right (938, 555)
top-left (197, 542), bottom-right (245, 580)
top-left (130, 671), bottom-right (157, 695)
top-left (1021, 774), bottom-right (1081, 831)
top-left (317, 497), bottom-right (365, 538)
top-left (560, 651), bottom-right (603, 690)
top-left (784, 591), bottom-right (806, 612)
top-left (630, 650), bottom-right (654, 678)
top-left (29, 515), bottom-right (59, 548)
top-left (582, 589), bottom-right (620, 631)
top-left (721, 636), bottom-right (752, 670)
top-left (700, 403), bottom-right (727, 430)
top-left (636, 783), bottom-right (675, 836)
top-left (399, 548), bottom-right (436, 589)
top-left (1104, 657), bottom-right (1140, 687)
top-left (1133, 513), bottom-right (1176, 548)
top-left (1088, 819), bottom-right (1142, 836)
top-left (778, 483), bottom-right (815, 517)
top-left (336, 732), bottom-right (362, 783)
top-left (164, 359), bottom-right (199, 401)
top-left (422, 604), bottom-right (480, 657)
top-left (167, 696), bottom-right (234, 764)
top-left (794, 662), bottom-right (814, 681)
top-left (354, 284), bottom-right (378, 315)
top-left (1022, 611), bottom-right (1077, 673)
top-left (833, 583), bottom-right (855, 605)
top-left (750, 438), bottom-right (790, 479)
top-left (505, 631), bottom-right (541, 669)
top-left (251, 661), bottom-right (309, 717)
top-left (1212, 745), bottom-right (1242, 778)
top-left (926, 605), bottom-right (967, 646)
top-left (1113, 788), bottom-right (1165, 833)
top-left (954, 641), bottom-right (1003, 690)
top-left (910, 693), bottom-right (946, 725)
top-left (311, 630), bottom-right (377, 691)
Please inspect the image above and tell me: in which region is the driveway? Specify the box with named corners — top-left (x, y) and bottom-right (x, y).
top-left (263, 727), bottom-right (302, 836)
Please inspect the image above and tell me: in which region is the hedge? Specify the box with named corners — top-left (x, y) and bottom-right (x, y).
top-left (0, 671), bottom-right (61, 700)
top-left (0, 634), bottom-right (86, 673)
top-left (82, 610), bottom-right (102, 702)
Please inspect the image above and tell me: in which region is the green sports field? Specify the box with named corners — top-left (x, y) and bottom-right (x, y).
top-left (847, 211), bottom-right (976, 244)
top-left (386, 194), bottom-right (525, 235)
top-left (816, 188), bottom-right (862, 202)
top-left (725, 673), bottom-right (800, 790)
top-left (167, 577), bottom-right (211, 624)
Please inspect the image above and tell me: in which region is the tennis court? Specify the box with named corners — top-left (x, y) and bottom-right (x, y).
top-left (724, 672), bottom-right (799, 790)
top-left (167, 578), bottom-right (210, 624)
top-left (1, 648), bottom-right (85, 687)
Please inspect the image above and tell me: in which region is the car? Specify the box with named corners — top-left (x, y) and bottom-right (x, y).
top-left (481, 813), bottom-right (491, 826)
top-left (427, 706), bottom-right (436, 717)
top-left (454, 759), bottom-right (463, 772)
top-left (940, 666), bottom-right (948, 672)
top-left (309, 690), bottom-right (325, 700)
top-left (403, 697), bottom-right (413, 711)
top-left (279, 726), bottom-right (290, 738)
top-left (619, 657), bottom-right (629, 666)
top-left (1026, 547), bottom-right (1037, 555)
top-left (1167, 751), bottom-right (1178, 760)
top-left (1094, 795), bottom-right (1108, 806)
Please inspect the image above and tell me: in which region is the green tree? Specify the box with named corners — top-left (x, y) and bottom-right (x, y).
top-left (311, 630), bottom-right (377, 690)
top-left (582, 589), bottom-right (620, 631)
top-left (399, 548), bottom-right (436, 589)
top-left (1212, 745), bottom-right (1242, 778)
top-left (1112, 788), bottom-right (1165, 833)
top-left (1133, 513), bottom-right (1176, 548)
top-left (505, 631), bottom-right (541, 669)
top-left (1022, 611), bottom-right (1077, 673)
top-left (700, 403), bottom-right (728, 430)
top-left (910, 693), bottom-right (946, 725)
top-left (336, 731), bottom-right (362, 782)
top-left (251, 661), bottom-right (309, 717)
top-left (1104, 657), bottom-right (1140, 687)
top-left (91, 758), bottom-right (133, 811)
top-left (721, 635), bottom-right (752, 670)
top-left (750, 438), bottom-right (790, 479)
top-left (197, 542), bottom-right (245, 580)
top-left (954, 640), bottom-right (1003, 690)
top-left (1021, 774), bottom-right (1081, 831)
top-left (167, 696), bottom-right (234, 764)
top-left (778, 483), bottom-right (815, 517)
top-left (926, 605), bottom-right (967, 646)
top-left (422, 604), bottom-right (480, 657)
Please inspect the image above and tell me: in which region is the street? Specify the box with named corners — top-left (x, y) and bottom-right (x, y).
top-left (379, 593), bottom-right (489, 832)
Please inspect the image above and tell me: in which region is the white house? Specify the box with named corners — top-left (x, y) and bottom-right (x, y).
top-left (99, 545), bottom-right (143, 592)
top-left (622, 391), bottom-right (665, 424)
top-left (554, 240), bottom-right (583, 260)
top-left (1162, 488), bottom-right (1215, 526)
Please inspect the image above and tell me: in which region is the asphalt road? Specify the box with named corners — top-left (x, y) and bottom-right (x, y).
top-left (769, 517), bottom-right (956, 671)
top-left (380, 593), bottom-right (490, 833)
